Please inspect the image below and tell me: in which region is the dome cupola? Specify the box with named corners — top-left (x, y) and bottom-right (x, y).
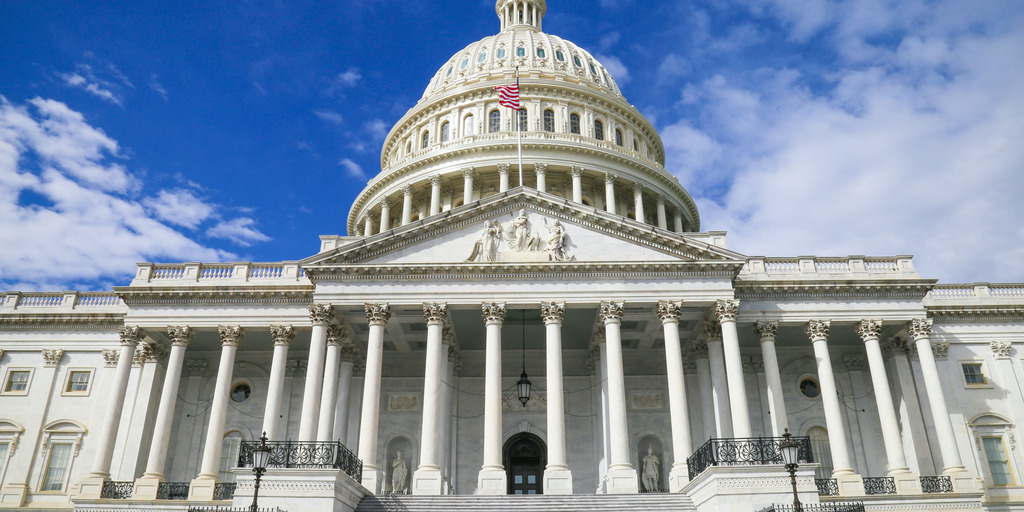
top-left (497, 0), bottom-right (547, 31)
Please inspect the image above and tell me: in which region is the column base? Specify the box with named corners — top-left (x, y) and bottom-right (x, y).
top-left (188, 476), bottom-right (218, 501)
top-left (834, 472), bottom-right (864, 497)
top-left (476, 467), bottom-right (507, 495)
top-left (945, 469), bottom-right (985, 493)
top-left (669, 464), bottom-right (690, 493)
top-left (361, 465), bottom-right (381, 494)
top-left (543, 467), bottom-right (573, 495)
top-left (0, 483), bottom-right (28, 507)
top-left (890, 470), bottom-right (922, 495)
top-left (606, 465), bottom-right (639, 494)
top-left (412, 467), bottom-right (443, 495)
top-left (76, 476), bottom-right (107, 500)
top-left (132, 475), bottom-right (162, 500)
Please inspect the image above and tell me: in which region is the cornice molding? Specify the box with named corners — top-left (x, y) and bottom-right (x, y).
top-left (0, 313), bottom-right (124, 330)
top-left (114, 286), bottom-right (314, 306)
top-left (736, 282), bottom-right (935, 300)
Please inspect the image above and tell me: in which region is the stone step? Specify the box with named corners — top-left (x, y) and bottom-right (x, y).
top-left (355, 493), bottom-right (697, 512)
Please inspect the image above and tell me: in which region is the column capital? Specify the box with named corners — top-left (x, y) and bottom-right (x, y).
top-left (805, 320), bottom-right (830, 341)
top-left (700, 319), bottom-right (721, 342)
top-left (991, 340), bottom-right (1012, 359)
top-left (365, 303), bottom-right (392, 326)
top-left (541, 301), bottom-right (565, 324)
top-left (856, 319), bottom-right (883, 341)
top-left (534, 162), bottom-right (547, 175)
top-left (326, 325), bottom-right (345, 346)
top-left (430, 174), bottom-right (443, 186)
top-left (185, 359), bottom-right (207, 376)
top-left (656, 300), bottom-right (682, 323)
top-left (423, 302), bottom-right (449, 325)
top-left (119, 326), bottom-right (143, 346)
top-left (218, 326), bottom-right (245, 346)
top-left (402, 184), bottom-right (414, 196)
top-left (599, 301), bottom-right (624, 324)
top-left (843, 353), bottom-right (865, 371)
top-left (377, 198), bottom-right (391, 210)
top-left (682, 356), bottom-right (696, 371)
top-left (442, 326), bottom-right (455, 345)
top-left (270, 325), bottom-right (296, 346)
top-left (753, 320), bottom-right (778, 342)
top-left (309, 304), bottom-right (335, 326)
top-left (714, 299), bottom-right (740, 322)
top-left (909, 318), bottom-right (933, 340)
top-left (42, 349), bottom-right (64, 368)
top-left (481, 302), bottom-right (506, 325)
top-left (167, 325), bottom-right (194, 347)
top-left (930, 340), bottom-right (950, 360)
top-left (742, 355), bottom-right (764, 374)
top-left (690, 339), bottom-right (709, 357)
top-left (632, 182), bottom-right (644, 193)
top-left (570, 165), bottom-right (584, 178)
top-left (604, 172), bottom-right (617, 184)
top-left (461, 167), bottom-right (476, 179)
top-left (497, 163), bottom-right (511, 175)
top-left (656, 194), bottom-right (665, 205)
top-left (339, 340), bottom-right (359, 363)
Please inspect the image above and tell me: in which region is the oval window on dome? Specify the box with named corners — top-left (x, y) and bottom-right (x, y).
top-left (497, 48), bottom-right (506, 59)
top-left (556, 50), bottom-right (565, 62)
top-left (461, 58), bottom-right (469, 69)
top-left (446, 66), bottom-right (453, 77)
top-left (573, 55), bottom-right (582, 67)
top-left (589, 63), bottom-right (598, 75)
top-left (516, 47), bottom-right (526, 57)
top-left (536, 48), bottom-right (546, 58)
top-left (478, 52), bottom-right (487, 63)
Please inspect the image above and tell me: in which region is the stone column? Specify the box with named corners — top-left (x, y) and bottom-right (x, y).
top-left (439, 329), bottom-right (456, 488)
top-left (78, 326), bottom-right (141, 498)
top-left (413, 303), bottom-right (448, 494)
top-left (805, 321), bottom-right (864, 494)
top-left (702, 320), bottom-right (733, 437)
top-left (189, 326), bottom-right (244, 500)
top-left (429, 175), bottom-right (442, 216)
top-left (658, 301), bottom-right (693, 492)
top-left (364, 215), bottom-right (374, 237)
top-left (571, 166), bottom-right (583, 203)
top-left (462, 167), bottom-right (475, 205)
top-left (335, 337), bottom-right (357, 444)
top-left (656, 196), bottom-right (667, 230)
top-left (600, 301), bottom-right (639, 493)
top-left (604, 173), bottom-right (617, 214)
top-left (498, 163), bottom-right (511, 193)
top-left (535, 163), bottom-right (547, 193)
top-left (359, 303), bottom-right (391, 493)
top-left (401, 185), bottom-right (414, 225)
top-left (316, 326), bottom-right (344, 442)
top-left (632, 184), bottom-right (645, 222)
top-left (673, 212), bottom-right (684, 233)
top-left (378, 200), bottom-right (391, 232)
top-left (691, 341), bottom-right (717, 441)
top-left (134, 326), bottom-right (194, 498)
top-left (478, 302), bottom-right (507, 494)
top-left (299, 304), bottom-right (334, 442)
top-left (263, 326), bottom-right (295, 441)
top-left (910, 319), bottom-right (975, 490)
top-left (754, 321), bottom-right (788, 437)
top-left (715, 299), bottom-right (752, 438)
top-left (541, 302), bottom-right (573, 494)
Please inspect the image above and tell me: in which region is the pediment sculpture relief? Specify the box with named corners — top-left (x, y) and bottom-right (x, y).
top-left (466, 209), bottom-right (575, 263)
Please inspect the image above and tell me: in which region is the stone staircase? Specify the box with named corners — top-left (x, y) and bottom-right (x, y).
top-left (355, 493), bottom-right (697, 512)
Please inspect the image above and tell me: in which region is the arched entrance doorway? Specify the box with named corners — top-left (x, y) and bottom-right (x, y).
top-left (503, 432), bottom-right (546, 494)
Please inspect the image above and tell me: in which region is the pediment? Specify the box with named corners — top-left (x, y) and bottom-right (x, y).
top-left (302, 188), bottom-right (746, 272)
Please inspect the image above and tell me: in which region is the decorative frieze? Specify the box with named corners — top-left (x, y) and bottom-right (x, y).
top-left (387, 393), bottom-right (419, 411)
top-left (41, 349), bottom-right (64, 367)
top-left (167, 325), bottom-right (194, 347)
top-left (656, 300), bottom-right (682, 323)
top-left (308, 304), bottom-right (335, 326)
top-left (754, 321), bottom-right (778, 342)
top-left (805, 320), bottom-right (831, 341)
top-left (540, 301), bottom-right (565, 324)
top-left (856, 320), bottom-right (882, 341)
top-left (991, 340), bottom-right (1013, 359)
top-left (364, 303), bottom-right (392, 326)
top-left (909, 318), bottom-right (933, 341)
top-left (714, 299), bottom-right (740, 322)
top-left (119, 325), bottom-right (143, 346)
top-left (271, 325), bottom-right (295, 346)
top-left (843, 354), bottom-right (865, 371)
top-left (481, 302), bottom-right (507, 325)
top-left (599, 301), bottom-right (624, 324)
top-left (218, 326), bottom-right (245, 347)
top-left (628, 391), bottom-right (662, 410)
top-left (423, 302), bottom-right (449, 325)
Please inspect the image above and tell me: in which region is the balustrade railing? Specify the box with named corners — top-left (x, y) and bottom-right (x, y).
top-left (238, 440), bottom-right (362, 481)
top-left (686, 436), bottom-right (813, 479)
top-left (100, 480), bottom-right (134, 499)
top-left (187, 508), bottom-right (283, 512)
top-left (920, 475), bottom-right (953, 493)
top-left (156, 481), bottom-right (190, 500)
top-left (863, 476), bottom-right (896, 495)
top-left (815, 478), bottom-right (839, 496)
top-left (213, 482), bottom-right (236, 500)
top-left (758, 503), bottom-right (865, 512)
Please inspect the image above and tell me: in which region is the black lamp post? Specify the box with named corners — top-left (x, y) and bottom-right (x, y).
top-left (250, 431), bottom-right (272, 512)
top-left (517, 313), bottom-right (531, 406)
top-left (779, 428), bottom-right (802, 512)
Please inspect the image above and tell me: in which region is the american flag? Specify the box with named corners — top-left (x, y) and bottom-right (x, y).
top-left (494, 82), bottom-right (520, 110)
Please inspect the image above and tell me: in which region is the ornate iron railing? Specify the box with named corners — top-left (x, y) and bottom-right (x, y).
top-left (686, 436), bottom-right (813, 479)
top-left (238, 440), bottom-right (362, 481)
top-left (758, 503), bottom-right (865, 512)
top-left (100, 481), bottom-right (134, 499)
top-left (921, 475), bottom-right (953, 493)
top-left (213, 482), bottom-right (236, 500)
top-left (156, 481), bottom-right (190, 500)
top-left (187, 508), bottom-right (283, 512)
top-left (815, 478), bottom-right (839, 496)
top-left (863, 476), bottom-right (896, 495)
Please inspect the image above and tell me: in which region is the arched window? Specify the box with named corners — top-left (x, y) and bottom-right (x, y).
top-left (594, 120), bottom-right (604, 141)
top-left (441, 122), bottom-right (450, 143)
top-left (615, 128), bottom-right (623, 146)
top-left (421, 131), bottom-right (430, 149)
top-left (633, 138), bottom-right (639, 151)
top-left (489, 110), bottom-right (501, 133)
top-left (971, 414), bottom-right (1018, 486)
top-left (543, 109), bottom-right (555, 132)
top-left (569, 113), bottom-right (580, 134)
top-left (0, 420), bottom-right (22, 487)
top-left (219, 431), bottom-right (245, 482)
top-left (464, 114), bottom-right (475, 136)
top-left (406, 140), bottom-right (412, 154)
top-left (518, 109), bottom-right (528, 131)
top-left (38, 420), bottom-right (85, 492)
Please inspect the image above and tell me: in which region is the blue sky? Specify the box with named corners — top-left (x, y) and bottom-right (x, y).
top-left (2, 0), bottom-right (1023, 291)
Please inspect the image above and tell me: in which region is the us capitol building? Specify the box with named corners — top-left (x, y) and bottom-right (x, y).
top-left (1, 1), bottom-right (1022, 512)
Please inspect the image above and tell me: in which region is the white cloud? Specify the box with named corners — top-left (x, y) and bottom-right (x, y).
top-left (364, 119), bottom-right (389, 141)
top-left (314, 110), bottom-right (344, 124)
top-left (338, 157), bottom-right (367, 180)
top-left (206, 217), bottom-right (271, 247)
top-left (326, 67), bottom-right (362, 95)
top-left (149, 74), bottom-right (169, 100)
top-left (143, 189), bottom-right (215, 229)
top-left (59, 62), bottom-right (133, 106)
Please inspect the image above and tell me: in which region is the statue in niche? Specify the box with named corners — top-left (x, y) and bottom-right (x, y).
top-left (466, 220), bottom-right (503, 262)
top-left (545, 220), bottom-right (574, 261)
top-left (391, 449), bottom-right (408, 494)
top-left (641, 444), bottom-right (660, 492)
top-left (507, 209), bottom-right (541, 252)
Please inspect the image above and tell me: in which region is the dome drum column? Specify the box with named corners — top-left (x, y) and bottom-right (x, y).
top-left (632, 183), bottom-right (645, 223)
top-left (535, 163), bottom-right (547, 193)
top-left (604, 173), bottom-right (617, 214)
top-left (656, 196), bottom-right (668, 230)
top-left (429, 175), bottom-right (442, 216)
top-left (570, 166), bottom-right (583, 203)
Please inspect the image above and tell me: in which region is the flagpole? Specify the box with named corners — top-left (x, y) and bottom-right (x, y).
top-left (516, 66), bottom-right (523, 187)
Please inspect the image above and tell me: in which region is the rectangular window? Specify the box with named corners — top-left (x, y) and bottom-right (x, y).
top-left (4, 371), bottom-right (29, 393)
top-left (41, 443), bottom-right (72, 491)
top-left (962, 363), bottom-right (986, 385)
top-left (66, 371), bottom-right (91, 393)
top-left (0, 442), bottom-right (9, 481)
top-left (983, 437), bottom-right (1013, 486)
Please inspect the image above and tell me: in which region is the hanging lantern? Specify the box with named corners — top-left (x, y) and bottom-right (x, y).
top-left (517, 370), bottom-right (532, 406)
